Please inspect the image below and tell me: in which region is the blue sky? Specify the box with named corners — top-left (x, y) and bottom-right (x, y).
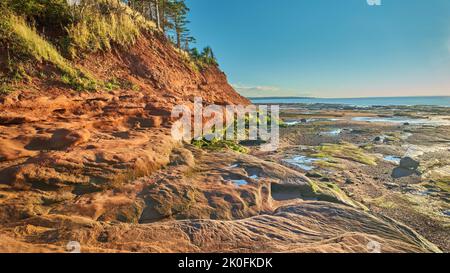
top-left (187, 0), bottom-right (450, 98)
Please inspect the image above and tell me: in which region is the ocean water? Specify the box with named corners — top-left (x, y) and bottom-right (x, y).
top-left (352, 116), bottom-right (450, 126)
top-left (250, 96), bottom-right (450, 107)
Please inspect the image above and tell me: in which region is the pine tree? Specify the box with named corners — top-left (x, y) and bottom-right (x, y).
top-left (166, 0), bottom-right (189, 49)
top-left (201, 46), bottom-right (217, 65)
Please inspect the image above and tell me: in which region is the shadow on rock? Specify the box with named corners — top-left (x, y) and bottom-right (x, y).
top-left (391, 167), bottom-right (417, 179)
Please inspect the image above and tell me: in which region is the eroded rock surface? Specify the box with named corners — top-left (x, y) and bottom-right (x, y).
top-left (0, 33), bottom-right (445, 253)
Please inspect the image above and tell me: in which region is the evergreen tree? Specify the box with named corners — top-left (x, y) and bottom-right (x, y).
top-left (166, 0), bottom-right (189, 49)
top-left (122, 0), bottom-right (218, 66)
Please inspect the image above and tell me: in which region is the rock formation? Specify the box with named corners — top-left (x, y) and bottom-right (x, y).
top-left (0, 3), bottom-right (443, 253)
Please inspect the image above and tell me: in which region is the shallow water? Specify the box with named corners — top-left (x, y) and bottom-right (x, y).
top-left (284, 118), bottom-right (343, 126)
top-left (411, 190), bottom-right (434, 197)
top-left (320, 129), bottom-right (342, 136)
top-left (232, 179), bottom-right (248, 187)
top-left (249, 174), bottom-right (259, 180)
top-left (384, 155), bottom-right (401, 165)
top-left (283, 155), bottom-right (321, 171)
top-left (251, 96), bottom-right (450, 107)
top-left (284, 120), bottom-right (304, 126)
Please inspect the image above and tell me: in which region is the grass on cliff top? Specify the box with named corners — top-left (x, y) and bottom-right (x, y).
top-left (0, 0), bottom-right (156, 92)
top-left (65, 0), bottom-right (156, 58)
top-left (1, 0), bottom-right (214, 93)
top-left (0, 13), bottom-right (97, 91)
top-left (3, 0), bottom-right (155, 57)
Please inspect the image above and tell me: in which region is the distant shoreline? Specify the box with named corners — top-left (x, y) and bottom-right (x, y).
top-left (249, 96), bottom-right (450, 107)
top-left (248, 95), bottom-right (450, 100)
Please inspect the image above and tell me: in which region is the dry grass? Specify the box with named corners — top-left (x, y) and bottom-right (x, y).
top-left (0, 13), bottom-right (97, 91)
top-left (0, 0), bottom-right (157, 92)
top-left (66, 0), bottom-right (156, 57)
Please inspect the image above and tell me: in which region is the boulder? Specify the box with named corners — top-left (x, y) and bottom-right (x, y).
top-left (400, 157), bottom-right (420, 170)
top-left (345, 178), bottom-right (355, 185)
top-left (392, 167), bottom-right (416, 179)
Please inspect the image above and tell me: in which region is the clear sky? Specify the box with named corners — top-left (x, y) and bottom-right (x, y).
top-left (186, 0), bottom-right (450, 98)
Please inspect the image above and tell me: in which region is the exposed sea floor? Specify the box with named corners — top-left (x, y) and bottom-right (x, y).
top-left (256, 103), bottom-right (450, 251)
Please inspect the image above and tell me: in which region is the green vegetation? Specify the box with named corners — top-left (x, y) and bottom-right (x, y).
top-left (65, 0), bottom-right (156, 58)
top-left (2, 0), bottom-right (156, 58)
top-left (0, 0), bottom-right (218, 93)
top-left (436, 179), bottom-right (450, 193)
top-left (191, 110), bottom-right (283, 153)
top-left (0, 9), bottom-right (96, 91)
top-left (189, 46), bottom-right (218, 69)
top-left (192, 138), bottom-right (249, 154)
top-left (104, 77), bottom-right (121, 91)
top-left (313, 142), bottom-right (378, 166)
top-left (0, 0), bottom-right (158, 92)
top-left (165, 0), bottom-right (191, 49)
top-left (123, 0), bottom-right (218, 68)
top-left (0, 84), bottom-right (14, 96)
top-left (367, 191), bottom-right (449, 227)
top-left (422, 176), bottom-right (450, 194)
top-left (3, 0), bottom-right (72, 30)
top-left (314, 158), bottom-right (344, 170)
top-left (307, 180), bottom-right (368, 210)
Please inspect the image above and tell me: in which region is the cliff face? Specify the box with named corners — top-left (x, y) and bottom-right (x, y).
top-left (0, 30), bottom-right (254, 248)
top-left (1, 31), bottom-right (249, 106)
top-left (0, 6), bottom-right (249, 183)
top-left (0, 30), bottom-right (249, 186)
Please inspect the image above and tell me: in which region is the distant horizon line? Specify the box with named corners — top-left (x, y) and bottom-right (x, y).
top-left (248, 95), bottom-right (450, 100)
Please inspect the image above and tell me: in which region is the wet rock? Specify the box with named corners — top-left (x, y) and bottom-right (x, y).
top-left (320, 177), bottom-right (331, 182)
top-left (400, 157), bottom-right (420, 170)
top-left (345, 178), bottom-right (355, 185)
top-left (271, 184), bottom-right (305, 201)
top-left (306, 172), bottom-right (323, 178)
top-left (392, 167), bottom-right (416, 179)
top-left (239, 140), bottom-right (267, 146)
top-left (384, 182), bottom-right (399, 189)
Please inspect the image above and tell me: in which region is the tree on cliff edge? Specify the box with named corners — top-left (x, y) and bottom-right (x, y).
top-left (166, 0), bottom-right (190, 49)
